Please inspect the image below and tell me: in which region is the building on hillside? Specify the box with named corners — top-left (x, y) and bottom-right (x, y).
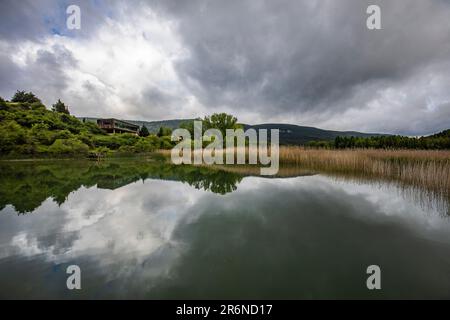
top-left (96, 118), bottom-right (140, 134)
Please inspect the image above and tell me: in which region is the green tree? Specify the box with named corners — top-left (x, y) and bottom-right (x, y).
top-left (11, 91), bottom-right (41, 104)
top-left (203, 113), bottom-right (240, 137)
top-left (52, 99), bottom-right (70, 114)
top-left (139, 125), bottom-right (150, 137)
top-left (179, 119), bottom-right (199, 136)
top-left (0, 96), bottom-right (6, 110)
top-left (157, 126), bottom-right (172, 137)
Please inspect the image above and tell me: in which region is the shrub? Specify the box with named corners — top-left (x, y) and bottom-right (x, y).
top-left (0, 120), bottom-right (28, 154)
top-left (31, 123), bottom-right (56, 145)
top-left (134, 139), bottom-right (155, 152)
top-left (48, 138), bottom-right (89, 155)
top-left (85, 122), bottom-right (106, 135)
top-left (30, 102), bottom-right (46, 111)
top-left (160, 136), bottom-right (174, 149)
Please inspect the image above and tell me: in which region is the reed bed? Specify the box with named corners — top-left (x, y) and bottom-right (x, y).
top-left (278, 147), bottom-right (450, 195)
top-left (157, 147), bottom-right (450, 195)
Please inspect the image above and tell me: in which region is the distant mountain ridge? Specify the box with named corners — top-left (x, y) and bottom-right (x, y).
top-left (125, 119), bottom-right (190, 133)
top-left (243, 123), bottom-right (386, 145)
top-left (78, 117), bottom-right (387, 145)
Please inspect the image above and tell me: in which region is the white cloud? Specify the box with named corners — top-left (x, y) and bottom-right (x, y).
top-left (3, 5), bottom-right (207, 121)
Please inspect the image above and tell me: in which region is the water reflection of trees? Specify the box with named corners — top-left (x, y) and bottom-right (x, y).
top-left (2, 160), bottom-right (447, 216)
top-left (0, 160), bottom-right (243, 214)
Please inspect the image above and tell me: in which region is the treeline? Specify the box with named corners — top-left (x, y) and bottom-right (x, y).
top-left (307, 131), bottom-right (450, 150)
top-left (0, 91), bottom-right (176, 158)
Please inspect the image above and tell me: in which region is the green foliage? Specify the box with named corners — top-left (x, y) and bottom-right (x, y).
top-left (306, 140), bottom-right (333, 148)
top-left (84, 121), bottom-right (106, 135)
top-left (11, 91), bottom-right (41, 104)
top-left (0, 97), bottom-right (176, 158)
top-left (30, 123), bottom-right (56, 145)
top-left (48, 138), bottom-right (90, 155)
top-left (157, 126), bottom-right (172, 137)
top-left (0, 120), bottom-right (29, 154)
top-left (139, 125), bottom-right (150, 137)
top-left (30, 102), bottom-right (47, 111)
top-left (159, 136), bottom-right (174, 149)
top-left (334, 133), bottom-right (450, 150)
top-left (179, 119), bottom-right (198, 136)
top-left (134, 139), bottom-right (155, 152)
top-left (203, 113), bottom-right (241, 137)
top-left (52, 99), bottom-right (70, 114)
top-left (0, 96), bottom-right (7, 110)
top-left (178, 113), bottom-right (242, 148)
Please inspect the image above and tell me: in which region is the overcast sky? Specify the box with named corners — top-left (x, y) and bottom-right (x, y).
top-left (1, 0), bottom-right (450, 135)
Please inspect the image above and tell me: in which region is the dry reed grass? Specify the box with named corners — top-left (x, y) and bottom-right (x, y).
top-left (278, 147), bottom-right (450, 195)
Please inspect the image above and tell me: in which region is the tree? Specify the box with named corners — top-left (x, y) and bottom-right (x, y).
top-left (157, 126), bottom-right (172, 137)
top-left (179, 119), bottom-right (200, 136)
top-left (203, 113), bottom-right (240, 137)
top-left (52, 99), bottom-right (70, 114)
top-left (0, 96), bottom-right (6, 110)
top-left (11, 91), bottom-right (41, 104)
top-left (139, 125), bottom-right (150, 137)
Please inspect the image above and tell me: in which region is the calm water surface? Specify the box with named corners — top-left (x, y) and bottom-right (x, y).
top-left (0, 160), bottom-right (449, 299)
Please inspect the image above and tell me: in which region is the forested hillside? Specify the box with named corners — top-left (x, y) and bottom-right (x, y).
top-left (0, 92), bottom-right (174, 158)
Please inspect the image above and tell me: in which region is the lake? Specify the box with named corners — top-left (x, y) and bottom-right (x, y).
top-left (0, 159), bottom-right (449, 299)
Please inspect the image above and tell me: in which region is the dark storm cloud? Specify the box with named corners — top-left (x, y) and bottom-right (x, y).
top-left (1, 0), bottom-right (450, 134)
top-left (148, 0), bottom-right (450, 132)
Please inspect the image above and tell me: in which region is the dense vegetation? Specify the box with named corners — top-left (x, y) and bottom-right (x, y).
top-left (0, 92), bottom-right (175, 158)
top-left (306, 131), bottom-right (450, 150)
top-left (333, 133), bottom-right (450, 149)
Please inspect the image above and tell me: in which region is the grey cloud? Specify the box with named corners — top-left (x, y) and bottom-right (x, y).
top-left (0, 0), bottom-right (51, 41)
top-left (149, 0), bottom-right (450, 133)
top-left (1, 0), bottom-right (450, 134)
top-left (0, 43), bottom-right (77, 104)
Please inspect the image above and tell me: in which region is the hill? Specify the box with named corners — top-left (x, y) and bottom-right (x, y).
top-left (243, 123), bottom-right (385, 145)
top-left (126, 119), bottom-right (191, 133)
top-left (0, 101), bottom-right (175, 158)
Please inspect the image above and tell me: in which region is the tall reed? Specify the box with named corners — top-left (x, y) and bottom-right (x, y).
top-left (278, 147), bottom-right (450, 195)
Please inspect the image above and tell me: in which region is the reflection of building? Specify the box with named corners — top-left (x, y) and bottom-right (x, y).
top-left (96, 118), bottom-right (139, 134)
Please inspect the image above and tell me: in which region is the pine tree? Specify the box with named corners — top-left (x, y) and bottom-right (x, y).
top-left (52, 99), bottom-right (70, 114)
top-left (139, 125), bottom-right (150, 137)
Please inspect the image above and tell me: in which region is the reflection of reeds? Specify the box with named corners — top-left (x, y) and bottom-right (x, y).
top-left (210, 164), bottom-right (316, 178)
